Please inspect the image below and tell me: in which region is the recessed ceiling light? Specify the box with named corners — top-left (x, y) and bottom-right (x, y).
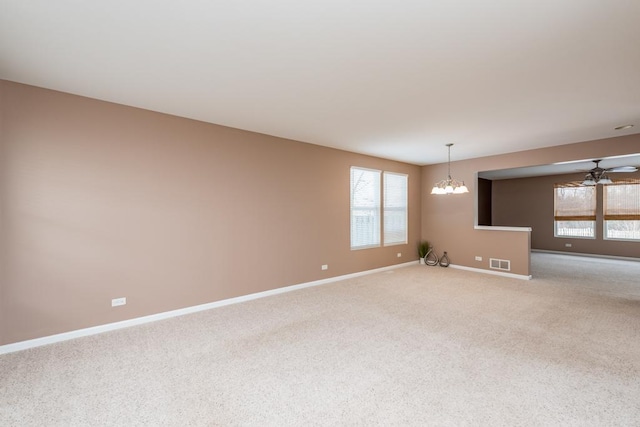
top-left (614, 124), bottom-right (634, 130)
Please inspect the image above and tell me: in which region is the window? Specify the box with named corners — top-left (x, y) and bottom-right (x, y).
top-left (554, 183), bottom-right (596, 238)
top-left (383, 172), bottom-right (408, 245)
top-left (350, 167), bottom-right (381, 249)
top-left (604, 180), bottom-right (640, 241)
top-left (350, 167), bottom-right (409, 250)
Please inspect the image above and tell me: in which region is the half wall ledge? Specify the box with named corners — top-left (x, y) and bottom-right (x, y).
top-left (474, 225), bottom-right (533, 232)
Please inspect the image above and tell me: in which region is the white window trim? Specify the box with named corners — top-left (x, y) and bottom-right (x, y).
top-left (350, 167), bottom-right (381, 250)
top-left (383, 171), bottom-right (408, 247)
top-left (553, 184), bottom-right (596, 239)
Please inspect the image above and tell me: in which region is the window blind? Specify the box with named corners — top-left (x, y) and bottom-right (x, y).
top-left (553, 183), bottom-right (596, 221)
top-left (350, 167), bottom-right (381, 249)
top-left (383, 172), bottom-right (408, 246)
top-left (604, 179), bottom-right (640, 220)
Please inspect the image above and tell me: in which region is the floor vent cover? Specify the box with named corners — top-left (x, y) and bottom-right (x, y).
top-left (490, 258), bottom-right (511, 271)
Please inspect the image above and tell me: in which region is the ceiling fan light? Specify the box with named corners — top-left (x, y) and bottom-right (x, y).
top-left (582, 174), bottom-right (596, 186)
top-left (598, 174), bottom-right (612, 185)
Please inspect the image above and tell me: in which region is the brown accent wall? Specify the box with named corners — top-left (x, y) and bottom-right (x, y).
top-left (0, 80), bottom-right (421, 345)
top-left (421, 134), bottom-right (640, 276)
top-left (477, 178), bottom-right (492, 226)
top-left (492, 171), bottom-right (640, 258)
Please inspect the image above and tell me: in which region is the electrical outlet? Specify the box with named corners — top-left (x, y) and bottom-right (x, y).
top-left (321, 264), bottom-right (328, 270)
top-left (111, 297), bottom-right (126, 307)
top-left (397, 253), bottom-right (402, 258)
top-left (565, 243), bottom-right (572, 248)
top-left (475, 256), bottom-right (482, 261)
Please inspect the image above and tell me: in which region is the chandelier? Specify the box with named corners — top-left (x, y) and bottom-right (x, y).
top-left (431, 143), bottom-right (469, 195)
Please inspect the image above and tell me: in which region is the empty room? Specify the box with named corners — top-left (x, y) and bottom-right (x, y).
top-left (1, 1), bottom-right (640, 425)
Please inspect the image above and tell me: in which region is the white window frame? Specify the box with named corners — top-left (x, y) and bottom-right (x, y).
top-left (350, 167), bottom-right (381, 250)
top-left (603, 180), bottom-right (640, 242)
top-left (553, 183), bottom-right (596, 239)
top-left (383, 172), bottom-right (408, 246)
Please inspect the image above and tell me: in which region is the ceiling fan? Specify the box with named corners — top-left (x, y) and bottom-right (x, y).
top-left (581, 159), bottom-right (638, 185)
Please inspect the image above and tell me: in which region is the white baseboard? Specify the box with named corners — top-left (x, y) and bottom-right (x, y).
top-left (449, 264), bottom-right (533, 280)
top-left (0, 261), bottom-right (418, 355)
top-left (532, 249), bottom-right (640, 263)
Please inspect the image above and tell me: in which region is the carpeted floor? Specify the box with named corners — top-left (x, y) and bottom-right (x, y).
top-left (1, 253), bottom-right (640, 426)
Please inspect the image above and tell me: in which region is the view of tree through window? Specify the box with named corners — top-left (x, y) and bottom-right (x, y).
top-left (553, 183), bottom-right (596, 238)
top-left (604, 180), bottom-right (640, 240)
top-left (350, 167), bottom-right (409, 249)
top-left (350, 167), bottom-right (381, 249)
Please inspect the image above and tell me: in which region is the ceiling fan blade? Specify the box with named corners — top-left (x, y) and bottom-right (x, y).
top-left (607, 166), bottom-right (638, 173)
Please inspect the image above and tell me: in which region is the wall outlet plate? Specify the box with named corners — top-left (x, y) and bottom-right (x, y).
top-left (111, 297), bottom-right (126, 307)
top-left (321, 264), bottom-right (328, 270)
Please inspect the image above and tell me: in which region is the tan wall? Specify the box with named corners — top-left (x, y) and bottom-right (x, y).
top-left (421, 165), bottom-right (532, 276)
top-left (492, 171), bottom-right (640, 258)
top-left (421, 134), bottom-right (640, 276)
top-left (0, 81), bottom-right (422, 345)
top-left (0, 82), bottom-right (5, 344)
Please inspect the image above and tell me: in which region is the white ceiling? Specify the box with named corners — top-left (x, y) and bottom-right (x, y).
top-left (1, 0), bottom-right (639, 165)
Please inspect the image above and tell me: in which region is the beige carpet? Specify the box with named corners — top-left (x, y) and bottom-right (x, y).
top-left (1, 253), bottom-right (640, 426)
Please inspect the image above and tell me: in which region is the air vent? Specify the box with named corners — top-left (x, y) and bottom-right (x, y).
top-left (490, 258), bottom-right (511, 271)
